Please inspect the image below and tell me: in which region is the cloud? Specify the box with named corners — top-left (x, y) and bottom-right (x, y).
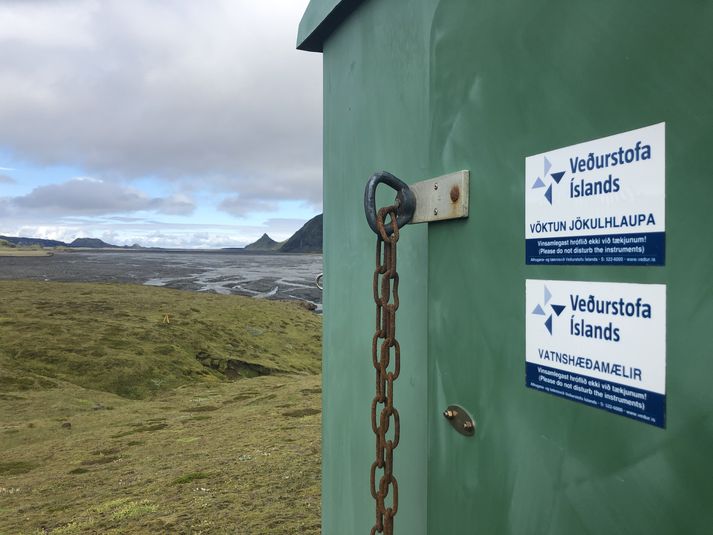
top-left (8, 177), bottom-right (195, 216)
top-left (134, 231), bottom-right (250, 249)
top-left (103, 216), bottom-right (149, 223)
top-left (0, 0), bottom-right (322, 210)
top-left (260, 217), bottom-right (314, 235)
top-left (4, 218), bottom-right (308, 249)
top-left (218, 195), bottom-right (279, 218)
top-left (0, 174), bottom-right (15, 183)
top-left (150, 194), bottom-right (195, 216)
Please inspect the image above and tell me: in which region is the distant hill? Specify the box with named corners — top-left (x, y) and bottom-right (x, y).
top-left (0, 235), bottom-right (67, 248)
top-left (245, 233), bottom-right (282, 251)
top-left (279, 214), bottom-right (322, 253)
top-left (70, 237), bottom-right (119, 248)
top-left (0, 235), bottom-right (132, 249)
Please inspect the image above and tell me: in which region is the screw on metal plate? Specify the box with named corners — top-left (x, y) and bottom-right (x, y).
top-left (442, 405), bottom-right (475, 437)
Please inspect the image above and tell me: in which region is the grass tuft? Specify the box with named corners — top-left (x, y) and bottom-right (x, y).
top-left (181, 405), bottom-right (219, 412)
top-left (68, 467), bottom-right (90, 475)
top-left (110, 423), bottom-right (168, 438)
top-left (109, 499), bottom-right (158, 521)
top-left (0, 461), bottom-right (37, 475)
top-left (171, 472), bottom-right (211, 485)
top-left (283, 408), bottom-right (321, 418)
top-left (80, 455), bottom-right (120, 466)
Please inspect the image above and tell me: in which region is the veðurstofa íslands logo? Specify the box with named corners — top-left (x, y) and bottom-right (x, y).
top-left (530, 156), bottom-right (566, 205)
top-left (531, 284), bottom-right (565, 334)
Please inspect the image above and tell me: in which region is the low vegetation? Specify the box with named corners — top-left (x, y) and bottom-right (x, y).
top-left (0, 281), bottom-right (322, 534)
top-left (0, 281), bottom-right (321, 399)
top-left (0, 240), bottom-right (51, 256)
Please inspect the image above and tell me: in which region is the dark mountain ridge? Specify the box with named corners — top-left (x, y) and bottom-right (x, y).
top-left (244, 233), bottom-right (281, 251)
top-left (279, 214), bottom-right (322, 253)
top-left (241, 214), bottom-right (323, 253)
top-left (70, 238), bottom-right (119, 248)
top-left (0, 235), bottom-right (131, 249)
top-left (0, 235), bottom-right (67, 248)
top-left (1, 213), bottom-right (323, 253)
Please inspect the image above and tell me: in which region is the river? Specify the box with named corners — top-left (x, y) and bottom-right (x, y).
top-left (0, 250), bottom-right (323, 310)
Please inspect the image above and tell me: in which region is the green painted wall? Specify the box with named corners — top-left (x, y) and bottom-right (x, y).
top-left (425, 2), bottom-right (712, 533)
top-left (321, 1), bottom-right (434, 533)
top-left (308, 0), bottom-right (713, 533)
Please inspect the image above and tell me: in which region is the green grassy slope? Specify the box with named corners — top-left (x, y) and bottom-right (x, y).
top-left (0, 281), bottom-right (321, 399)
top-left (0, 375), bottom-right (322, 534)
top-left (0, 281), bottom-right (323, 534)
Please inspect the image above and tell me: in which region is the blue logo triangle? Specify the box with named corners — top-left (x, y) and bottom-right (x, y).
top-left (544, 156), bottom-right (552, 177)
top-left (532, 304), bottom-right (545, 316)
top-left (544, 315), bottom-right (553, 334)
top-left (551, 304), bottom-right (565, 316)
top-left (544, 286), bottom-right (552, 305)
top-left (532, 177), bottom-right (545, 189)
top-left (544, 184), bottom-right (552, 204)
top-left (550, 171), bottom-right (565, 184)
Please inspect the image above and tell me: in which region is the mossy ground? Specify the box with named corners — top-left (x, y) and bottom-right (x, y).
top-left (0, 282), bottom-right (322, 534)
top-left (0, 250), bottom-right (52, 257)
top-left (0, 281), bottom-right (321, 399)
top-left (0, 241), bottom-right (51, 256)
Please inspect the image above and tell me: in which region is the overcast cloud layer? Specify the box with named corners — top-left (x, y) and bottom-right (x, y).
top-left (0, 0), bottom-right (322, 246)
top-left (9, 177), bottom-right (195, 216)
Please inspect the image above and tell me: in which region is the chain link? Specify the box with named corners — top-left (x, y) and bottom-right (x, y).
top-left (370, 204), bottom-right (401, 535)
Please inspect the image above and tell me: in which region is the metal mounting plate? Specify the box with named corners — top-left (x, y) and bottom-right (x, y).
top-left (410, 170), bottom-right (469, 224)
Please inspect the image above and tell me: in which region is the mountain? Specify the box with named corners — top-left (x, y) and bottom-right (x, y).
top-left (0, 234), bottom-right (158, 250)
top-left (245, 233), bottom-right (281, 251)
top-left (0, 235), bottom-right (67, 248)
top-left (0, 235), bottom-right (125, 248)
top-left (279, 214), bottom-right (322, 253)
top-left (70, 238), bottom-right (120, 248)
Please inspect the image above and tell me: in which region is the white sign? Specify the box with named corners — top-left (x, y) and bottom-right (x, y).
top-left (525, 123), bottom-right (665, 265)
top-left (526, 279), bottom-right (666, 427)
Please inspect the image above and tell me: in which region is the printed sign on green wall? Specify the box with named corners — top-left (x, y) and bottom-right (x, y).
top-left (526, 123), bottom-right (665, 265)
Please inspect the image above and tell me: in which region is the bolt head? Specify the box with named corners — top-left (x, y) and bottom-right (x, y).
top-left (450, 185), bottom-right (460, 203)
top-left (433, 208), bottom-right (439, 216)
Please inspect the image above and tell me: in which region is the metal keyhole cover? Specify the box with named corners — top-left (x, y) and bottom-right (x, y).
top-left (443, 404), bottom-right (476, 437)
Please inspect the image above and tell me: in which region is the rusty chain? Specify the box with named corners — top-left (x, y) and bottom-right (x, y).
top-left (370, 203), bottom-right (401, 535)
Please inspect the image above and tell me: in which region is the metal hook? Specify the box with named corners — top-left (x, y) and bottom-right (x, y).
top-left (363, 171), bottom-right (416, 236)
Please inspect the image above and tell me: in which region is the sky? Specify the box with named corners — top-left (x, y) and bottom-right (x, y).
top-left (0, 0), bottom-right (322, 248)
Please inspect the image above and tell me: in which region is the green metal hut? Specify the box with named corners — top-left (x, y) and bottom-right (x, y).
top-left (297, 1), bottom-right (713, 533)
